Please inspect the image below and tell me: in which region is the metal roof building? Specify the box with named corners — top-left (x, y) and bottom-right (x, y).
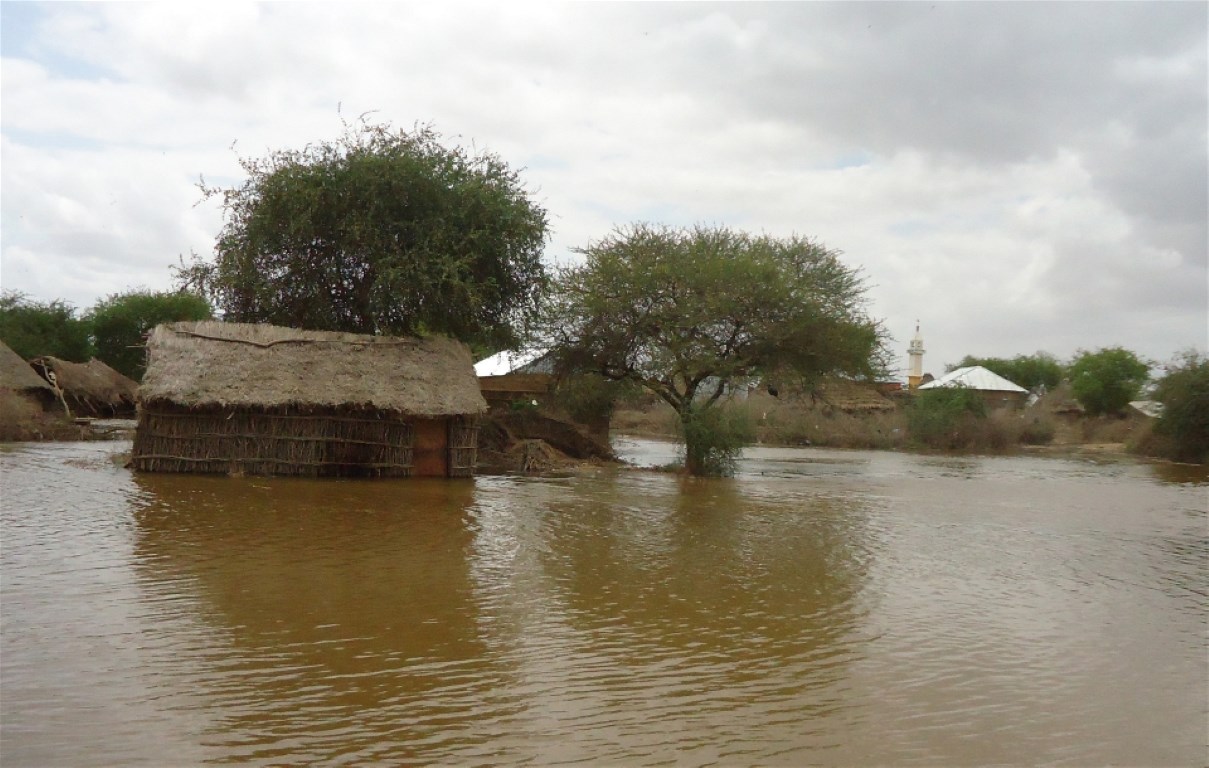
top-left (919, 366), bottom-right (1027, 393)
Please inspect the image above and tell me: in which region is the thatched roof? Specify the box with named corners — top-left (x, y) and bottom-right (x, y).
top-left (138, 321), bottom-right (487, 416)
top-left (0, 340), bottom-right (53, 394)
top-left (30, 356), bottom-right (139, 414)
top-left (816, 377), bottom-right (896, 413)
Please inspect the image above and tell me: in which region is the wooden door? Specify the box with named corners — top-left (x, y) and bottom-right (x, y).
top-left (411, 418), bottom-right (449, 477)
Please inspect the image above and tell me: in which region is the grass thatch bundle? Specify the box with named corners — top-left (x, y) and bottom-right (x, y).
top-left (138, 321), bottom-right (484, 415)
top-left (29, 356), bottom-right (138, 416)
top-left (0, 340), bottom-right (54, 398)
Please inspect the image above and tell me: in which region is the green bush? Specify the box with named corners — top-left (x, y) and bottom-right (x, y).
top-left (1150, 351), bottom-right (1209, 463)
top-left (907, 387), bottom-right (988, 449)
top-left (0, 290), bottom-right (92, 362)
top-left (678, 404), bottom-right (756, 476)
top-left (87, 289), bottom-right (212, 380)
top-left (1069, 347), bottom-right (1149, 416)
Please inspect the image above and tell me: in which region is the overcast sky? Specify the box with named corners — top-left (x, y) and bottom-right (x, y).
top-left (2, 1), bottom-right (1205, 378)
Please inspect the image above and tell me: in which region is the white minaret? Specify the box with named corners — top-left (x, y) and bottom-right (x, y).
top-left (907, 321), bottom-right (925, 389)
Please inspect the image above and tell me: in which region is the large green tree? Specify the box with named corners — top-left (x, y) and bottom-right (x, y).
top-left (540, 224), bottom-right (886, 475)
top-left (1069, 346), bottom-right (1149, 416)
top-left (953, 352), bottom-right (1063, 391)
top-left (87, 289), bottom-right (212, 380)
top-left (177, 121), bottom-right (549, 349)
top-left (0, 290), bottom-right (92, 362)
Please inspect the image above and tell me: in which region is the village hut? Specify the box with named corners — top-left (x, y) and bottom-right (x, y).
top-left (29, 356), bottom-right (138, 417)
top-left (133, 321), bottom-right (486, 478)
top-left (918, 365), bottom-right (1029, 409)
top-left (0, 340), bottom-right (57, 411)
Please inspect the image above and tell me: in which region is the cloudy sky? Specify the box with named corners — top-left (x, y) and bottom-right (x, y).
top-left (2, 1), bottom-right (1205, 377)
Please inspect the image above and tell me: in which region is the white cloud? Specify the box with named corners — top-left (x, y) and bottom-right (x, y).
top-left (1, 1), bottom-right (1204, 374)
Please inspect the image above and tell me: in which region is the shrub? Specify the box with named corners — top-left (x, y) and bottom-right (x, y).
top-left (907, 387), bottom-right (988, 449)
top-left (1017, 413), bottom-right (1056, 445)
top-left (1150, 351), bottom-right (1209, 463)
top-left (678, 404), bottom-right (757, 476)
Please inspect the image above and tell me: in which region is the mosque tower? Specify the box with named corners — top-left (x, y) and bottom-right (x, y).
top-left (907, 322), bottom-right (925, 389)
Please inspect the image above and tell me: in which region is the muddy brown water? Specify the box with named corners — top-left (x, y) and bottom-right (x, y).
top-left (1, 438), bottom-right (1205, 766)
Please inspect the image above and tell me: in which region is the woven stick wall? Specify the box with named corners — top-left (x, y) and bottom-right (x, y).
top-left (133, 404), bottom-right (418, 478)
top-left (448, 416), bottom-right (480, 478)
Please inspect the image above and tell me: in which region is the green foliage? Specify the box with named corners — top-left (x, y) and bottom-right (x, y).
top-left (540, 223), bottom-right (886, 474)
top-left (1150, 350), bottom-right (1209, 463)
top-left (87, 289), bottom-right (212, 380)
top-left (0, 290), bottom-right (92, 362)
top-left (1069, 347), bottom-right (1149, 416)
top-left (907, 387), bottom-right (988, 449)
top-left (177, 120), bottom-right (549, 349)
top-left (549, 372), bottom-right (638, 427)
top-left (678, 404), bottom-right (757, 477)
top-left (954, 352), bottom-right (1062, 391)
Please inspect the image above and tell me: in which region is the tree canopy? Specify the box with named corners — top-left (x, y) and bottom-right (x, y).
top-left (87, 289), bottom-right (212, 380)
top-left (177, 121), bottom-right (549, 349)
top-left (1069, 346), bottom-right (1149, 416)
top-left (540, 223), bottom-right (886, 474)
top-left (953, 352), bottom-right (1063, 391)
top-left (0, 290), bottom-right (92, 362)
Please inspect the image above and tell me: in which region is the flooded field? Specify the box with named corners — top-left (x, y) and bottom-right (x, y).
top-left (2, 438), bottom-right (1206, 766)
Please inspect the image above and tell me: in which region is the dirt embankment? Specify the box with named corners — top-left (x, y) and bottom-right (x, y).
top-left (0, 390), bottom-right (99, 442)
top-left (477, 410), bottom-right (615, 474)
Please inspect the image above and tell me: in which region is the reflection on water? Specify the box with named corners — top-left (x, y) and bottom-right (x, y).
top-left (1, 440), bottom-right (1206, 766)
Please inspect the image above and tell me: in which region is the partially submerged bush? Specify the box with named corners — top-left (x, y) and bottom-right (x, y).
top-left (1147, 351), bottom-right (1209, 463)
top-left (907, 387), bottom-right (988, 449)
top-left (678, 404), bottom-right (757, 476)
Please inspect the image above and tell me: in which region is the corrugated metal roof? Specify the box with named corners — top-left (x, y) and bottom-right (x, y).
top-left (918, 365), bottom-right (1027, 393)
top-left (474, 349), bottom-right (545, 377)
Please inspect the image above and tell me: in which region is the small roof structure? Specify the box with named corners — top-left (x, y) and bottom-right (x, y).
top-left (139, 321), bottom-right (486, 416)
top-left (919, 365), bottom-right (1027, 393)
top-left (0, 340), bottom-right (54, 395)
top-left (474, 349), bottom-right (549, 377)
top-left (1129, 400), bottom-right (1164, 419)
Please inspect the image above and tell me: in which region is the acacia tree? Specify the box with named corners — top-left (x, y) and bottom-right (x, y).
top-left (87, 289), bottom-right (212, 380)
top-left (540, 224), bottom-right (886, 475)
top-left (1069, 346), bottom-right (1149, 416)
top-left (177, 121), bottom-right (549, 349)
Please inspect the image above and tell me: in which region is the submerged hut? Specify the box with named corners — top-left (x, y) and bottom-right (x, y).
top-left (0, 340), bottom-right (56, 411)
top-left (133, 321), bottom-right (486, 478)
top-left (29, 356), bottom-right (138, 417)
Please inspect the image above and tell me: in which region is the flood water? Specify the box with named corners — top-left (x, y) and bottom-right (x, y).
top-left (2, 438), bottom-right (1206, 766)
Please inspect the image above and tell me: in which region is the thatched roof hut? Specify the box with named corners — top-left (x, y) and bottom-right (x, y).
top-left (0, 340), bottom-right (55, 402)
top-left (133, 321), bottom-right (486, 478)
top-left (29, 356), bottom-right (138, 417)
